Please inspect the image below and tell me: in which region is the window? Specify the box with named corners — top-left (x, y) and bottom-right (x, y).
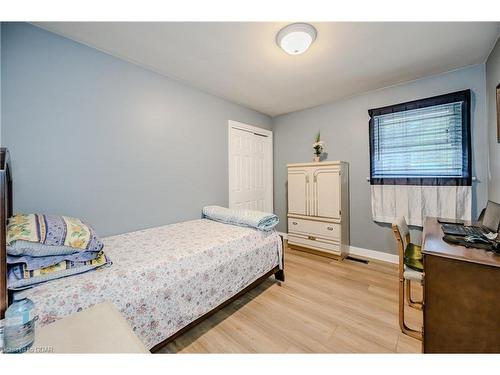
top-left (369, 90), bottom-right (471, 186)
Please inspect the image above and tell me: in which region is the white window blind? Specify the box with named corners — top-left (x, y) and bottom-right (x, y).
top-left (371, 101), bottom-right (466, 179)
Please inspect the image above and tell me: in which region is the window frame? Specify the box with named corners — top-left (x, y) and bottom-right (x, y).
top-left (368, 89), bottom-right (472, 186)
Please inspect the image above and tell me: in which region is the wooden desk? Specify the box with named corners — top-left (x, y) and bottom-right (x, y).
top-left (422, 217), bottom-right (500, 353)
top-left (31, 302), bottom-right (149, 353)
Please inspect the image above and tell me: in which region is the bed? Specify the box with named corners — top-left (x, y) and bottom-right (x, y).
top-left (0, 148), bottom-right (284, 351)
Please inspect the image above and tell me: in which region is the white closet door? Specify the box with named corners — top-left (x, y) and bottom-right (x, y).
top-left (287, 168), bottom-right (310, 216)
top-left (313, 168), bottom-right (341, 219)
top-left (228, 121), bottom-right (273, 212)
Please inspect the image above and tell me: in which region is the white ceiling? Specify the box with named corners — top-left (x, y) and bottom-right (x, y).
top-left (34, 22), bottom-right (500, 117)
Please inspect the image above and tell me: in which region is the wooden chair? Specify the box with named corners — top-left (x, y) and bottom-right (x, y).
top-left (392, 217), bottom-right (423, 341)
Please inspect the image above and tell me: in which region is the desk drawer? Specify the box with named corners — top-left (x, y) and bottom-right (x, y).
top-left (288, 233), bottom-right (341, 255)
top-left (288, 218), bottom-right (340, 240)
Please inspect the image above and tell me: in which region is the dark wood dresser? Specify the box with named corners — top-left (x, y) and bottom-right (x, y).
top-left (422, 217), bottom-right (500, 353)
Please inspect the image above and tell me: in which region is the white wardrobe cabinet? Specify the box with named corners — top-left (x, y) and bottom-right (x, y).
top-left (287, 161), bottom-right (349, 258)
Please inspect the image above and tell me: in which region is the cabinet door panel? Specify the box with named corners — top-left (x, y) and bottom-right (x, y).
top-left (288, 169), bottom-right (309, 216)
top-left (314, 168), bottom-right (340, 219)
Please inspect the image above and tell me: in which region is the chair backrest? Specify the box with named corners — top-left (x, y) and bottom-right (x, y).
top-left (481, 200), bottom-right (500, 232)
top-left (391, 217), bottom-right (410, 273)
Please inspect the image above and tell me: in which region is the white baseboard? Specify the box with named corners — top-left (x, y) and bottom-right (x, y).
top-left (347, 246), bottom-right (399, 264)
top-left (278, 231), bottom-right (398, 264)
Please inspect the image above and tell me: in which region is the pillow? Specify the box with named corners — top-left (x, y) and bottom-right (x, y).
top-left (404, 243), bottom-right (423, 272)
top-left (7, 214), bottom-right (104, 256)
top-left (202, 205), bottom-right (279, 231)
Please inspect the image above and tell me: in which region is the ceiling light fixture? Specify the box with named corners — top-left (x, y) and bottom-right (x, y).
top-left (276, 23), bottom-right (317, 55)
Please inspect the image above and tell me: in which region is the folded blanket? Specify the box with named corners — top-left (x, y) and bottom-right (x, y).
top-left (7, 251), bottom-right (111, 290)
top-left (7, 251), bottom-right (101, 271)
top-left (6, 213), bottom-right (111, 291)
top-left (202, 206), bottom-right (279, 231)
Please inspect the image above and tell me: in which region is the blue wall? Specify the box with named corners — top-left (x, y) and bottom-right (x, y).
top-left (1, 22), bottom-right (491, 255)
top-left (1, 22), bottom-right (272, 236)
top-left (273, 65), bottom-right (488, 254)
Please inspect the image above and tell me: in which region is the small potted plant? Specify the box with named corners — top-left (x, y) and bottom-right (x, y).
top-left (312, 132), bottom-right (324, 162)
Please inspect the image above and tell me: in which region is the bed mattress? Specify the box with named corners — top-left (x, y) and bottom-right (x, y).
top-left (15, 219), bottom-right (282, 349)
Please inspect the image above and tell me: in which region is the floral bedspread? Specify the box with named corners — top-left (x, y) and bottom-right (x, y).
top-left (15, 219), bottom-right (282, 349)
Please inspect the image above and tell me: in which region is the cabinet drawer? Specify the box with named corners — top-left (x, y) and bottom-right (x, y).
top-left (288, 234), bottom-right (341, 255)
top-left (288, 218), bottom-right (340, 240)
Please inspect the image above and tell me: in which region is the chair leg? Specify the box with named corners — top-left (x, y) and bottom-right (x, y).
top-left (399, 277), bottom-right (423, 341)
top-left (405, 279), bottom-right (423, 310)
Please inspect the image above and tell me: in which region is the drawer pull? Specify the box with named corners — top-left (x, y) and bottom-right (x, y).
top-left (327, 226), bottom-right (334, 231)
top-left (308, 235), bottom-right (316, 240)
top-left (292, 222), bottom-right (298, 225)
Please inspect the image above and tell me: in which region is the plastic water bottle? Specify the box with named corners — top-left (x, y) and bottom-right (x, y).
top-left (4, 297), bottom-right (36, 353)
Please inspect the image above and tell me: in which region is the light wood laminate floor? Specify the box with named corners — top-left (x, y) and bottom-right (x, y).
top-left (159, 247), bottom-right (422, 353)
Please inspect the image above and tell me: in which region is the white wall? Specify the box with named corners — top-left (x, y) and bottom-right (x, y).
top-left (486, 37), bottom-right (500, 203)
top-left (273, 65), bottom-right (488, 254)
